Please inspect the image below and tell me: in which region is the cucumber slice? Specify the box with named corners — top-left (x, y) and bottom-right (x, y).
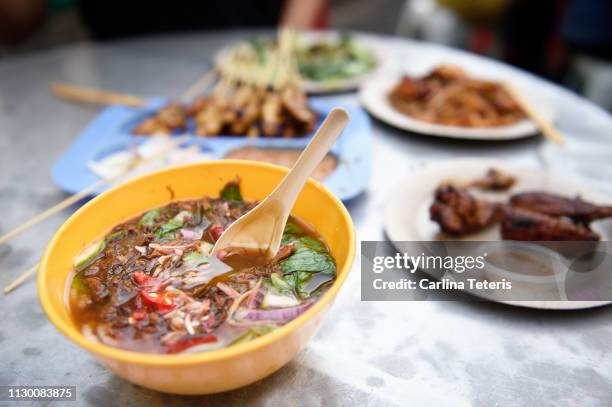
top-left (74, 239), bottom-right (105, 271)
top-left (199, 241), bottom-right (213, 254)
top-left (262, 292), bottom-right (300, 308)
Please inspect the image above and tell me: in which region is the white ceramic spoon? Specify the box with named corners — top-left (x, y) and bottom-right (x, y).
top-left (212, 107), bottom-right (350, 259)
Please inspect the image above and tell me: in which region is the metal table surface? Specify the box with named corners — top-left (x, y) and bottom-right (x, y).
top-left (1, 30), bottom-right (611, 407)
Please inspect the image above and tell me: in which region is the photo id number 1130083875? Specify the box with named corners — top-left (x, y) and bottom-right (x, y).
top-left (0, 386), bottom-right (76, 401)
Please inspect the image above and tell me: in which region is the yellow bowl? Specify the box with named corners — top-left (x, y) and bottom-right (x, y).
top-left (38, 160), bottom-right (355, 394)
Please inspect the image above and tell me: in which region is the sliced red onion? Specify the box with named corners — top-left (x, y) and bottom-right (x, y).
top-left (217, 282), bottom-right (240, 298)
top-left (233, 301), bottom-right (314, 323)
top-left (245, 290), bottom-right (263, 309)
top-left (180, 228), bottom-right (203, 240)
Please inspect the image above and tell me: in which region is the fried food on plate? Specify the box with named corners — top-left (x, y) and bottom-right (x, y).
top-left (389, 65), bottom-right (525, 128)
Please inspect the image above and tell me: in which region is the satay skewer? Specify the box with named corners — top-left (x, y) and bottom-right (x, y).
top-left (52, 67), bottom-right (217, 107)
top-left (51, 83), bottom-right (148, 107)
top-left (0, 135), bottom-right (189, 247)
top-left (501, 81), bottom-right (565, 146)
top-left (3, 135), bottom-right (190, 294)
top-left (4, 263), bottom-right (38, 294)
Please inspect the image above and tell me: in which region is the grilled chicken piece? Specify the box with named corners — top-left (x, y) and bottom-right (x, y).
top-left (430, 185), bottom-right (503, 235)
top-left (510, 192), bottom-right (612, 224)
top-left (281, 87), bottom-right (316, 124)
top-left (133, 117), bottom-right (171, 135)
top-left (501, 207), bottom-right (600, 241)
top-left (157, 103), bottom-right (187, 130)
top-left (230, 86), bottom-right (255, 110)
top-left (425, 65), bottom-right (468, 83)
top-left (471, 168), bottom-right (517, 191)
top-left (135, 81), bottom-right (315, 138)
top-left (189, 96), bottom-right (209, 115)
top-left (195, 104), bottom-right (223, 136)
top-left (262, 93), bottom-right (283, 136)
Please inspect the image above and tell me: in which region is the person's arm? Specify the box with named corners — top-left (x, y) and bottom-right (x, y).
top-left (280, 0), bottom-right (328, 29)
top-left (0, 0), bottom-right (47, 45)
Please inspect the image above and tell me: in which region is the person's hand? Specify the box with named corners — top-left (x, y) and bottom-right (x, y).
top-left (280, 0), bottom-right (328, 29)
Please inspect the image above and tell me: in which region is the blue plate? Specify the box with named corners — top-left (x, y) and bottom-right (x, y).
top-left (52, 97), bottom-right (371, 201)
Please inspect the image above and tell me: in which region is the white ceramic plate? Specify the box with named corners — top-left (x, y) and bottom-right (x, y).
top-left (360, 69), bottom-right (555, 140)
top-left (215, 31), bottom-right (384, 94)
top-left (384, 158), bottom-right (612, 310)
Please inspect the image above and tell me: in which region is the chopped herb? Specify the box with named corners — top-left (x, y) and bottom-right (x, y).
top-left (290, 235), bottom-right (327, 254)
top-left (154, 211), bottom-right (192, 240)
top-left (288, 271), bottom-right (312, 298)
top-left (220, 180), bottom-right (243, 202)
top-left (183, 251), bottom-right (209, 267)
top-left (138, 209), bottom-right (160, 227)
top-left (105, 230), bottom-right (125, 243)
top-left (279, 245), bottom-right (336, 276)
top-left (270, 273), bottom-right (293, 294)
top-left (74, 239), bottom-right (105, 272)
top-left (284, 221), bottom-right (303, 235)
top-left (173, 211), bottom-right (192, 223)
top-left (154, 219), bottom-right (183, 240)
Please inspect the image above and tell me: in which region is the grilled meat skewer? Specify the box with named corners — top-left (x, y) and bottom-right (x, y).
top-left (430, 185), bottom-right (503, 235)
top-left (510, 192), bottom-right (612, 224)
top-left (500, 207), bottom-right (600, 241)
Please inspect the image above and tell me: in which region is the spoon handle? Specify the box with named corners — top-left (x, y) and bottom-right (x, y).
top-left (269, 108), bottom-right (350, 216)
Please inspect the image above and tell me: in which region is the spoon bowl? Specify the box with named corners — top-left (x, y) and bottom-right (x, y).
top-left (212, 108), bottom-right (350, 260)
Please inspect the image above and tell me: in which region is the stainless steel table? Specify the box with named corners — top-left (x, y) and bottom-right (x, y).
top-left (1, 30), bottom-right (611, 406)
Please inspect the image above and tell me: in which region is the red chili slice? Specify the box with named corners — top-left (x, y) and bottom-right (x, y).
top-left (164, 335), bottom-right (218, 354)
top-left (140, 290), bottom-right (175, 313)
top-left (210, 225), bottom-right (224, 242)
top-left (134, 270), bottom-right (152, 285)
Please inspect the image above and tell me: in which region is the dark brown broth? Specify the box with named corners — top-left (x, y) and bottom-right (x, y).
top-left (68, 186), bottom-right (336, 354)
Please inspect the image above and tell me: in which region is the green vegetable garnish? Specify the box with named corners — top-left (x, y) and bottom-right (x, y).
top-left (183, 251), bottom-right (209, 267)
top-left (280, 234), bottom-right (334, 276)
top-left (199, 241), bottom-right (213, 254)
top-left (283, 221), bottom-right (303, 235)
top-left (154, 219), bottom-right (183, 240)
top-left (295, 35), bottom-right (376, 82)
top-left (74, 239), bottom-right (105, 271)
top-left (284, 235), bottom-right (327, 254)
top-left (71, 272), bottom-right (90, 293)
top-left (173, 211), bottom-right (192, 223)
top-left (105, 230), bottom-right (125, 243)
top-left (139, 209), bottom-right (160, 227)
top-left (270, 273), bottom-right (293, 294)
top-left (154, 211), bottom-right (192, 240)
top-left (288, 271), bottom-right (313, 298)
top-left (231, 324), bottom-right (278, 346)
top-left (219, 181), bottom-right (243, 202)
top-left (279, 243), bottom-right (336, 276)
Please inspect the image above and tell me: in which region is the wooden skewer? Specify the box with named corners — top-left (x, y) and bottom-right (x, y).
top-left (501, 81), bottom-right (565, 146)
top-left (51, 82), bottom-right (148, 107)
top-left (179, 68), bottom-right (218, 104)
top-left (0, 135), bottom-right (189, 247)
top-left (53, 67), bottom-right (217, 108)
top-left (2, 135), bottom-right (190, 294)
top-left (0, 178), bottom-right (108, 246)
top-left (4, 263), bottom-right (38, 294)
